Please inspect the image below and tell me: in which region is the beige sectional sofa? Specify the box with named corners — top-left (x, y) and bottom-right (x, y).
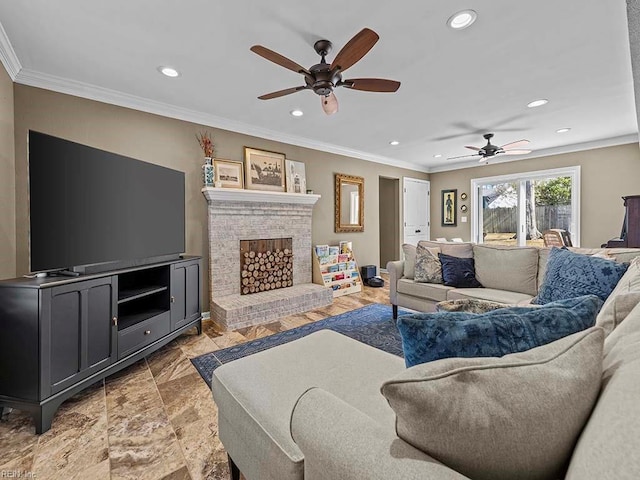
top-left (388, 241), bottom-right (640, 318)
top-left (212, 245), bottom-right (640, 480)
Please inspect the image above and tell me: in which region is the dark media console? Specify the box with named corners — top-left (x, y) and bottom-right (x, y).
top-left (0, 256), bottom-right (202, 433)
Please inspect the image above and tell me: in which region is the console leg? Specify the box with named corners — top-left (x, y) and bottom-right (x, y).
top-left (196, 319), bottom-right (202, 335)
top-left (392, 305), bottom-right (398, 320)
top-left (228, 454), bottom-right (241, 480)
top-left (34, 404), bottom-right (56, 434)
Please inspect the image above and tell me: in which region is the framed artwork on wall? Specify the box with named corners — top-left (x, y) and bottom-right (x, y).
top-left (214, 159), bottom-right (244, 189)
top-left (441, 189), bottom-right (457, 226)
top-left (285, 159), bottom-right (307, 194)
top-left (244, 147), bottom-right (286, 192)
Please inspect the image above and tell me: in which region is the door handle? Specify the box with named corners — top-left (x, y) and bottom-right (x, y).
top-left (170, 296), bottom-right (175, 303)
top-left (112, 316), bottom-right (118, 326)
top-left (415, 230), bottom-right (421, 233)
top-left (144, 330), bottom-right (151, 335)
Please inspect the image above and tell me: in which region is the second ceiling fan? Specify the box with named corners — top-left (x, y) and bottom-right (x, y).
top-left (250, 28), bottom-right (401, 115)
top-left (448, 133), bottom-right (532, 162)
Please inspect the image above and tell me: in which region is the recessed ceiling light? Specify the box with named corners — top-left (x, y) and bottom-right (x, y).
top-left (447, 10), bottom-right (478, 30)
top-left (527, 99), bottom-right (548, 108)
top-left (433, 154), bottom-right (442, 158)
top-left (158, 66), bottom-right (180, 78)
top-left (389, 140), bottom-right (400, 146)
top-left (290, 109), bottom-right (304, 117)
top-left (556, 127), bottom-right (571, 133)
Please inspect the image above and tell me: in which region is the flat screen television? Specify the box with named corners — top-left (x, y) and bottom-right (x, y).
top-left (28, 131), bottom-right (186, 273)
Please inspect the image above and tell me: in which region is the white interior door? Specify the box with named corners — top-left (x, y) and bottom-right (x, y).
top-left (403, 178), bottom-right (430, 245)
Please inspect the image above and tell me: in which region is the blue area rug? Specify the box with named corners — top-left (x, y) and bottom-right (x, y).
top-left (191, 303), bottom-right (409, 387)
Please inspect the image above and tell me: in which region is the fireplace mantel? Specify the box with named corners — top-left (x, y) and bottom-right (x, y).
top-left (202, 187), bottom-right (321, 205)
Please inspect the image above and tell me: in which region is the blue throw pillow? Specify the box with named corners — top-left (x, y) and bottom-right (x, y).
top-left (397, 295), bottom-right (602, 367)
top-left (438, 253), bottom-right (482, 288)
top-left (534, 247), bottom-right (628, 304)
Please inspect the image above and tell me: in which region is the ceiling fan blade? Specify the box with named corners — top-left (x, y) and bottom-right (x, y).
top-left (258, 86), bottom-right (308, 100)
top-left (448, 154), bottom-right (481, 160)
top-left (464, 146), bottom-right (481, 151)
top-left (502, 149), bottom-right (532, 155)
top-left (250, 45), bottom-right (311, 76)
top-left (342, 78), bottom-right (400, 92)
top-left (321, 92), bottom-right (339, 115)
top-left (500, 139), bottom-right (530, 150)
top-left (330, 28), bottom-right (379, 72)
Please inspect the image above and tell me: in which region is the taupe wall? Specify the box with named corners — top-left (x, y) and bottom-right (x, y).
top-left (0, 63), bottom-right (15, 279)
top-left (13, 85), bottom-right (428, 306)
top-left (429, 143), bottom-right (640, 247)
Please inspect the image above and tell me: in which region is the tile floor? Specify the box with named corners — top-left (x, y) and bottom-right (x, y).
top-left (0, 277), bottom-right (391, 480)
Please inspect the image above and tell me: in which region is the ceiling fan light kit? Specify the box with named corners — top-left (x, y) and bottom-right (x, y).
top-left (250, 28), bottom-right (401, 115)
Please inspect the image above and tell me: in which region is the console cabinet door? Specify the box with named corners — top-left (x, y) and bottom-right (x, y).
top-left (171, 260), bottom-right (201, 330)
top-left (42, 276), bottom-right (117, 397)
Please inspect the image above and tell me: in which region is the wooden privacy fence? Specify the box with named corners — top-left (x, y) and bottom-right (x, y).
top-left (483, 205), bottom-right (572, 233)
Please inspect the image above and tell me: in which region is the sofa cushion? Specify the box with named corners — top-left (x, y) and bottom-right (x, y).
top-left (607, 249), bottom-right (640, 263)
top-left (566, 303), bottom-right (640, 479)
top-left (397, 279), bottom-right (453, 302)
top-left (595, 257), bottom-right (640, 335)
top-left (568, 247), bottom-right (609, 256)
top-left (382, 327), bottom-right (604, 480)
top-left (211, 330), bottom-right (404, 480)
top-left (567, 247), bottom-right (640, 263)
top-left (396, 295), bottom-right (601, 367)
top-left (446, 287), bottom-right (533, 305)
top-left (414, 243), bottom-right (443, 283)
top-left (473, 245), bottom-right (539, 296)
top-left (402, 243), bottom-right (416, 279)
top-left (439, 253), bottom-right (482, 288)
top-left (419, 240), bottom-right (473, 258)
top-left (534, 247), bottom-right (628, 304)
top-left (537, 247), bottom-right (552, 289)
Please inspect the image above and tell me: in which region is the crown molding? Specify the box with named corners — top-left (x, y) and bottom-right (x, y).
top-left (0, 21), bottom-right (21, 80)
top-left (11, 67), bottom-right (635, 176)
top-left (13, 68), bottom-right (429, 173)
top-left (426, 133), bottom-right (639, 174)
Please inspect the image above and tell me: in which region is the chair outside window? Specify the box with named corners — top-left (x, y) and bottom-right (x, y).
top-left (542, 229), bottom-right (573, 247)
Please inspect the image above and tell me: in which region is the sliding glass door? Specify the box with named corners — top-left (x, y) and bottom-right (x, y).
top-left (472, 167), bottom-right (580, 247)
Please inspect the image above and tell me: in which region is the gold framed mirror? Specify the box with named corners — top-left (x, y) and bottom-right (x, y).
top-left (335, 173), bottom-right (364, 232)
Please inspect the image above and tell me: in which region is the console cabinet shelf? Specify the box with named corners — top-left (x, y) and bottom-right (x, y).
top-left (0, 256), bottom-right (202, 434)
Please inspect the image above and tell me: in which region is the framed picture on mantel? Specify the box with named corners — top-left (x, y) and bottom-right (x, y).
top-left (244, 147), bottom-right (286, 192)
top-left (285, 159), bottom-right (306, 194)
top-left (441, 189), bottom-right (457, 226)
top-left (214, 159), bottom-right (244, 189)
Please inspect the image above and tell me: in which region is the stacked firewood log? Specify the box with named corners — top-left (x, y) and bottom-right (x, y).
top-left (241, 248), bottom-right (293, 295)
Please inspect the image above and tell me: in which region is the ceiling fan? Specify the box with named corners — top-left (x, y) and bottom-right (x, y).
top-left (448, 133), bottom-right (532, 162)
top-left (250, 28), bottom-right (401, 115)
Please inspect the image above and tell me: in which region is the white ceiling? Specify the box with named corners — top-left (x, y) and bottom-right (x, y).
top-left (0, 0), bottom-right (637, 172)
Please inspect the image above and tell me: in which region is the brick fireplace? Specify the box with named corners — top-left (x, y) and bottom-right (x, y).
top-left (202, 188), bottom-right (332, 330)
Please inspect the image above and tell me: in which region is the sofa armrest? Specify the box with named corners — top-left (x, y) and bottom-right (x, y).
top-left (290, 387), bottom-right (469, 480)
top-left (387, 260), bottom-right (404, 306)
